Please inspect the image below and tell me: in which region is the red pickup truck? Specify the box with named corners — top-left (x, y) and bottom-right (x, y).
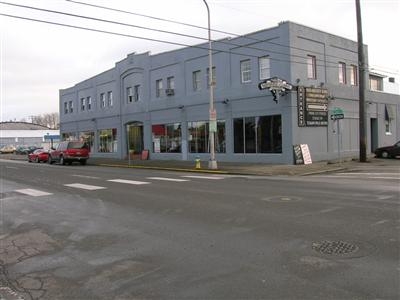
top-left (48, 141), bottom-right (89, 165)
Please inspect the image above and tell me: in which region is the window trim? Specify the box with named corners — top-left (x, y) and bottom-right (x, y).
top-left (338, 62), bottom-right (347, 84)
top-left (156, 79), bottom-right (163, 98)
top-left (259, 56), bottom-right (270, 80)
top-left (193, 70), bottom-right (201, 91)
top-left (307, 55), bottom-right (317, 79)
top-left (350, 65), bottom-right (358, 86)
top-left (240, 59), bottom-right (252, 83)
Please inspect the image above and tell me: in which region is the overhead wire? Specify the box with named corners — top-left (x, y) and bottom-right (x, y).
top-left (0, 0), bottom-right (344, 70)
top-left (1, 1), bottom-right (397, 76)
top-left (0, 12), bottom-right (342, 71)
top-left (65, 0), bottom-right (374, 71)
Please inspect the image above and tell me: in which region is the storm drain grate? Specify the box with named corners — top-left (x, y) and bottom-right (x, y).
top-left (312, 240), bottom-right (359, 255)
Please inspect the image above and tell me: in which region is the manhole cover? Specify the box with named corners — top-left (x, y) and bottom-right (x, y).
top-left (312, 240), bottom-right (359, 255)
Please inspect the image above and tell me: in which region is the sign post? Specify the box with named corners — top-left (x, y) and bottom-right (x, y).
top-left (331, 107), bottom-right (344, 164)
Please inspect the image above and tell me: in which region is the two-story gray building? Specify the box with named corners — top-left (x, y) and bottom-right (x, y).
top-left (59, 21), bottom-right (399, 164)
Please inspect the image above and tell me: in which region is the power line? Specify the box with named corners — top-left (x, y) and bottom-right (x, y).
top-left (65, 0), bottom-right (372, 70)
top-left (0, 12), bottom-right (343, 71)
top-left (0, 0), bottom-right (344, 69)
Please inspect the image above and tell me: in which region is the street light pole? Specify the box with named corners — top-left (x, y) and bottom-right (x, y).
top-left (203, 0), bottom-right (218, 169)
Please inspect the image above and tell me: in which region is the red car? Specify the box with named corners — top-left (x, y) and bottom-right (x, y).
top-left (48, 141), bottom-right (89, 165)
top-left (28, 149), bottom-right (49, 163)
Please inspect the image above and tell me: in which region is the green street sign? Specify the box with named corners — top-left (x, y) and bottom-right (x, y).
top-left (333, 107), bottom-right (344, 115)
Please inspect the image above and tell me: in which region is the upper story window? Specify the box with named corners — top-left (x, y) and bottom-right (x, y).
top-left (107, 91), bottom-right (113, 107)
top-left (64, 102), bottom-right (68, 114)
top-left (338, 62), bottom-right (347, 84)
top-left (156, 79), bottom-right (163, 98)
top-left (369, 75), bottom-right (383, 91)
top-left (307, 55), bottom-right (317, 79)
top-left (100, 93), bottom-right (106, 108)
top-left (241, 59), bottom-right (252, 83)
top-left (167, 76), bottom-right (175, 89)
top-left (127, 87), bottom-right (133, 103)
top-left (80, 98), bottom-right (86, 111)
top-left (134, 85), bottom-right (140, 102)
top-left (350, 65), bottom-right (358, 86)
top-left (69, 101), bottom-right (73, 113)
top-left (207, 67), bottom-right (216, 88)
top-left (87, 96), bottom-right (92, 110)
top-left (259, 56), bottom-right (270, 80)
top-left (193, 70), bottom-right (201, 91)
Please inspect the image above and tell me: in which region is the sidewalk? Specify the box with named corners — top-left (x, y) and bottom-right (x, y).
top-left (88, 156), bottom-right (389, 176)
top-left (3, 153), bottom-right (396, 176)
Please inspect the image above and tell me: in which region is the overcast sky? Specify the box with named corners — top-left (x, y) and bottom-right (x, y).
top-left (1, 0), bottom-right (399, 122)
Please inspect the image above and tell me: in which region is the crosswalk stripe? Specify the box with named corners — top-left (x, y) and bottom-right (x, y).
top-left (108, 179), bottom-right (150, 185)
top-left (15, 189), bottom-right (52, 197)
top-left (182, 175), bottom-right (225, 180)
top-left (64, 183), bottom-right (106, 190)
top-left (147, 177), bottom-right (189, 182)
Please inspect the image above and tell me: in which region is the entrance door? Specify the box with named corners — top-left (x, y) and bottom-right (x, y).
top-left (370, 118), bottom-right (378, 153)
top-left (127, 122), bottom-right (143, 157)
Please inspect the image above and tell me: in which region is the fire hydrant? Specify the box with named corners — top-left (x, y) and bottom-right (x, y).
top-left (195, 157), bottom-right (201, 169)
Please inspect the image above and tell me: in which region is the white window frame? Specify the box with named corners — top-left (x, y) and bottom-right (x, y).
top-left (134, 85), bottom-right (140, 102)
top-left (307, 55), bottom-right (317, 79)
top-left (193, 70), bottom-right (201, 91)
top-left (80, 98), bottom-right (86, 111)
top-left (350, 65), bottom-right (358, 86)
top-left (100, 93), bottom-right (106, 108)
top-left (338, 62), bottom-right (346, 84)
top-left (241, 59), bottom-right (252, 83)
top-left (259, 56), bottom-right (270, 80)
top-left (156, 79), bottom-right (163, 98)
top-left (87, 96), bottom-right (92, 110)
top-left (127, 87), bottom-right (133, 103)
top-left (69, 101), bottom-right (73, 113)
top-left (107, 91), bottom-right (113, 107)
top-left (167, 76), bottom-right (175, 89)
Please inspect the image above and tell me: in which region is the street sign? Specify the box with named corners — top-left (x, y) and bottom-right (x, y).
top-left (331, 107), bottom-right (344, 120)
top-left (331, 114), bottom-right (344, 120)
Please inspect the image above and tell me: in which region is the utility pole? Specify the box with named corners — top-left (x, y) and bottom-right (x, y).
top-left (356, 0), bottom-right (367, 162)
top-left (203, 0), bottom-right (218, 169)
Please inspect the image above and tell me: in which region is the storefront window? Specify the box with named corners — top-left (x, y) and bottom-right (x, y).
top-left (234, 115), bottom-right (281, 153)
top-left (61, 132), bottom-right (77, 141)
top-left (79, 131), bottom-right (94, 152)
top-left (98, 128), bottom-right (117, 153)
top-left (188, 120), bottom-right (226, 153)
top-left (152, 123), bottom-right (181, 153)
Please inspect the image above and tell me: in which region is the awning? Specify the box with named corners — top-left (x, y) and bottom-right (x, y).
top-left (385, 104), bottom-right (396, 120)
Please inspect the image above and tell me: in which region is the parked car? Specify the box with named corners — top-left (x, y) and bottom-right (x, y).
top-left (28, 149), bottom-right (49, 163)
top-left (374, 141), bottom-right (400, 158)
top-left (15, 145), bottom-right (39, 154)
top-left (48, 141), bottom-right (89, 165)
top-left (0, 145), bottom-right (16, 154)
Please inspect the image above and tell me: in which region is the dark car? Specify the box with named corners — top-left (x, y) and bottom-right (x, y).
top-left (28, 149), bottom-right (49, 163)
top-left (15, 145), bottom-right (40, 155)
top-left (48, 141), bottom-right (89, 165)
top-left (374, 141), bottom-right (400, 158)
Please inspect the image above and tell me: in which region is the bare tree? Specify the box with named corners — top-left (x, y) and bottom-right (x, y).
top-left (29, 113), bottom-right (59, 129)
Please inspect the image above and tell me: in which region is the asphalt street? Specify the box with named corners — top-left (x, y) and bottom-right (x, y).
top-left (0, 159), bottom-right (399, 299)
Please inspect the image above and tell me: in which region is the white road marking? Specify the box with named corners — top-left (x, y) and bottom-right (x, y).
top-left (16, 189), bottom-right (52, 196)
top-left (72, 174), bottom-right (100, 179)
top-left (108, 179), bottom-right (150, 185)
top-left (371, 219), bottom-right (390, 226)
top-left (64, 183), bottom-right (106, 190)
top-left (147, 177), bottom-right (189, 182)
top-left (182, 175), bottom-right (225, 180)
